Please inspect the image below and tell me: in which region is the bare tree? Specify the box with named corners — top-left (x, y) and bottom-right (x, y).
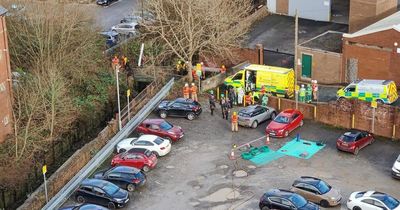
top-left (142, 0), bottom-right (253, 81)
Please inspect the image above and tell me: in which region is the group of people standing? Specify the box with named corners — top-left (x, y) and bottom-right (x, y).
top-left (182, 83), bottom-right (198, 102)
top-left (298, 80), bottom-right (319, 103)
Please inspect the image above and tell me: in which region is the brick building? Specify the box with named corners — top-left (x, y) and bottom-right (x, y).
top-left (342, 11), bottom-right (400, 85)
top-left (349, 0), bottom-right (397, 32)
top-left (0, 6), bottom-right (13, 143)
top-left (296, 31), bottom-right (345, 84)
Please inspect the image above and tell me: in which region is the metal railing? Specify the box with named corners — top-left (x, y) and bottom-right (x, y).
top-left (41, 78), bottom-right (174, 210)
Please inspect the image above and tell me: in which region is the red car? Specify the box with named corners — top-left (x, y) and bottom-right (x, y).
top-left (136, 119), bottom-right (184, 142)
top-left (336, 130), bottom-right (374, 155)
top-left (265, 109), bottom-right (304, 138)
top-left (111, 149), bottom-right (157, 172)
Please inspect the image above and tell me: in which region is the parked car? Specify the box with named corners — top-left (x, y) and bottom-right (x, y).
top-left (116, 134), bottom-right (171, 156)
top-left (111, 150), bottom-right (157, 172)
top-left (111, 23), bottom-right (138, 36)
top-left (93, 166), bottom-right (146, 192)
top-left (59, 203), bottom-right (109, 210)
top-left (259, 189), bottom-right (319, 210)
top-left (347, 191), bottom-right (400, 210)
top-left (392, 154), bottom-right (400, 179)
top-left (136, 119), bottom-right (184, 142)
top-left (99, 31), bottom-right (119, 48)
top-left (265, 109), bottom-right (304, 137)
top-left (157, 98), bottom-right (202, 120)
top-left (96, 0), bottom-right (117, 6)
top-left (238, 105), bottom-right (277, 128)
top-left (75, 179), bottom-right (129, 209)
top-left (336, 130), bottom-right (374, 155)
top-left (290, 176), bottom-right (342, 207)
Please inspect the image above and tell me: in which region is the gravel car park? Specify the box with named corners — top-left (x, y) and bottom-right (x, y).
top-left (61, 97), bottom-right (400, 209)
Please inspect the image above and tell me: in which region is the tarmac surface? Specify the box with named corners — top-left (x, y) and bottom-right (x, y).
top-left (94, 0), bottom-right (138, 30)
top-left (62, 95), bottom-right (400, 209)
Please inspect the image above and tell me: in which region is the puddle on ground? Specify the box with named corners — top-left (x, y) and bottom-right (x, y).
top-left (233, 170), bottom-right (248, 178)
top-left (199, 188), bottom-right (240, 202)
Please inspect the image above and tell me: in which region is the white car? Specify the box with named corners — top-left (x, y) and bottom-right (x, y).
top-left (111, 23), bottom-right (137, 36)
top-left (347, 191), bottom-right (400, 210)
top-left (116, 135), bottom-right (171, 156)
top-left (392, 155), bottom-right (400, 179)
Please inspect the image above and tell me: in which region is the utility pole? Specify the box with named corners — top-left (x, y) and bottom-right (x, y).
top-left (294, 9), bottom-right (299, 109)
top-left (294, 10), bottom-right (299, 109)
top-left (116, 65), bottom-right (122, 130)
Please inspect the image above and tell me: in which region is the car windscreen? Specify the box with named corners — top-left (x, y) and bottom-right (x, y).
top-left (154, 137), bottom-right (164, 145)
top-left (288, 194), bottom-right (307, 208)
top-left (273, 116), bottom-right (289, 124)
top-left (103, 182), bottom-right (119, 195)
top-left (316, 181), bottom-right (331, 194)
top-left (375, 195), bottom-right (400, 209)
top-left (160, 121), bottom-right (173, 130)
top-left (341, 135), bottom-right (356, 142)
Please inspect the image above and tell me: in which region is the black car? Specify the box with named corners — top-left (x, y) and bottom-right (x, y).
top-left (96, 0), bottom-right (117, 6)
top-left (94, 166), bottom-right (146, 192)
top-left (75, 179), bottom-right (129, 209)
top-left (59, 203), bottom-right (109, 210)
top-left (259, 189), bottom-right (319, 210)
top-left (157, 98), bottom-right (202, 120)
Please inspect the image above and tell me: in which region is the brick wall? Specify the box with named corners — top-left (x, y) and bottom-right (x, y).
top-left (349, 0), bottom-right (397, 32)
top-left (342, 29), bottom-right (400, 85)
top-left (297, 47), bottom-right (344, 84)
top-left (0, 14), bottom-right (13, 143)
top-left (267, 96), bottom-right (400, 139)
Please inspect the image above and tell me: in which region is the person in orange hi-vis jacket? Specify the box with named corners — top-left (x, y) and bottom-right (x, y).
top-left (231, 111), bottom-right (238, 132)
top-left (190, 83), bottom-right (198, 101)
top-left (183, 83), bottom-right (190, 99)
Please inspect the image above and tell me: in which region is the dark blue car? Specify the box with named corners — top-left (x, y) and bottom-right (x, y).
top-left (75, 179), bottom-right (129, 209)
top-left (259, 189), bottom-right (320, 210)
top-left (59, 203), bottom-right (109, 210)
top-left (94, 166), bottom-right (146, 192)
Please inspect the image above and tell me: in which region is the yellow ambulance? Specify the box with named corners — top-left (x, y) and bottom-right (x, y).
top-left (223, 64), bottom-right (295, 99)
top-left (337, 79), bottom-right (398, 104)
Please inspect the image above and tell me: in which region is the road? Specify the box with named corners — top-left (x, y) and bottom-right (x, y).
top-left (94, 0), bottom-right (139, 30)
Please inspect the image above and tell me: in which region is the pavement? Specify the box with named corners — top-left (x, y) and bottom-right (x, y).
top-left (61, 95), bottom-right (400, 210)
top-left (94, 0), bottom-right (139, 30)
top-left (247, 14), bottom-right (348, 54)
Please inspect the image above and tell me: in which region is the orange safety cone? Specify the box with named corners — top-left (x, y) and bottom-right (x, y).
top-left (266, 134), bottom-right (270, 144)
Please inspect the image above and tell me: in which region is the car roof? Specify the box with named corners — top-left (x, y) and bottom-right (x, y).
top-left (143, 119), bottom-right (165, 125)
top-left (265, 189), bottom-right (295, 199)
top-left (281, 109), bottom-right (298, 116)
top-left (240, 105), bottom-right (263, 113)
top-left (110, 166), bottom-right (140, 174)
top-left (81, 178), bottom-right (111, 188)
top-left (174, 98), bottom-right (196, 104)
top-left (344, 130), bottom-right (361, 137)
top-left (99, 31), bottom-right (118, 36)
top-left (137, 134), bottom-right (158, 141)
top-left (294, 176), bottom-right (322, 186)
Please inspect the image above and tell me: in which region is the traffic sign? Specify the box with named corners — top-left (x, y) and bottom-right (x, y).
top-left (42, 165), bottom-right (47, 174)
top-left (127, 89), bottom-right (131, 97)
top-left (295, 85), bottom-right (300, 92)
top-left (371, 101), bottom-right (377, 108)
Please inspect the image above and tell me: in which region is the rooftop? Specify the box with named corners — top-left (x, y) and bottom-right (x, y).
top-left (344, 11), bottom-right (400, 38)
top-left (300, 31), bottom-right (344, 53)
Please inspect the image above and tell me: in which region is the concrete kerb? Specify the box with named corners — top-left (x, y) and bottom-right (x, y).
top-left (38, 78), bottom-right (174, 210)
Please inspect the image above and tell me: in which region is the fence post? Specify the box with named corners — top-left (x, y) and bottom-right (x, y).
top-left (278, 98), bottom-right (281, 110)
top-left (313, 105), bottom-right (317, 120)
top-left (351, 114), bottom-right (355, 129)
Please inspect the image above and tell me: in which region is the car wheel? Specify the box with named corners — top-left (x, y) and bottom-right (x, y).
top-left (354, 147), bottom-right (359, 155)
top-left (142, 165), bottom-right (150, 172)
top-left (118, 148), bottom-right (126, 153)
top-left (320, 199), bottom-right (329, 207)
top-left (152, 151), bottom-right (160, 157)
top-left (187, 112), bottom-right (195, 120)
top-left (353, 206), bottom-right (361, 210)
top-left (284, 130), bottom-right (289, 137)
top-left (138, 132), bottom-right (144, 136)
top-left (159, 111), bottom-right (167, 119)
top-left (108, 202), bottom-right (116, 209)
top-left (165, 137), bottom-right (172, 142)
top-left (251, 121), bottom-right (258, 128)
top-left (300, 120), bottom-right (304, 127)
top-left (369, 138), bottom-right (375, 145)
top-left (261, 206), bottom-right (271, 210)
top-left (128, 32), bottom-right (134, 37)
top-left (76, 195), bottom-right (85, 203)
top-left (377, 99), bottom-right (384, 104)
top-left (127, 183), bottom-right (136, 192)
top-left (270, 112), bottom-right (276, 120)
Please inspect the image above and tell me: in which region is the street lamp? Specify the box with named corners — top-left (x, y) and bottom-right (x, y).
top-left (116, 65), bottom-right (122, 130)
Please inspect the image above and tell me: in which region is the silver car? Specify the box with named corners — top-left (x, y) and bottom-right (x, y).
top-left (238, 105), bottom-right (276, 128)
